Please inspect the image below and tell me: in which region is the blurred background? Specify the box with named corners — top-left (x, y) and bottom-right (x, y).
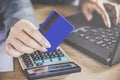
top-left (32, 0), bottom-right (80, 7)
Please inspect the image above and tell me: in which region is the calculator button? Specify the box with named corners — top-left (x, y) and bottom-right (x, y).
top-left (59, 56), bottom-right (68, 61)
top-left (42, 56), bottom-right (48, 59)
top-left (43, 58), bottom-right (51, 63)
top-left (30, 53), bottom-right (43, 66)
top-left (39, 52), bottom-right (48, 59)
top-left (55, 49), bottom-right (62, 54)
top-left (26, 62), bottom-right (33, 68)
top-left (21, 49), bottom-right (69, 68)
top-left (51, 57), bottom-right (59, 62)
top-left (58, 53), bottom-right (64, 57)
top-left (24, 58), bottom-right (31, 63)
top-left (34, 60), bottom-right (42, 64)
top-left (35, 60), bottom-right (43, 66)
top-left (50, 53), bottom-right (59, 62)
top-left (55, 50), bottom-right (64, 57)
top-left (22, 54), bottom-right (33, 68)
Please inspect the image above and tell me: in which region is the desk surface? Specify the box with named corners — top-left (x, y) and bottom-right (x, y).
top-left (0, 4), bottom-right (120, 80)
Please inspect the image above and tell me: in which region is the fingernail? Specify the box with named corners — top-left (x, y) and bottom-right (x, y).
top-left (108, 24), bottom-right (111, 28)
top-left (87, 16), bottom-right (92, 21)
top-left (44, 42), bottom-right (51, 48)
top-left (108, 26), bottom-right (111, 28)
top-left (116, 19), bottom-right (118, 25)
top-left (105, 22), bottom-right (111, 28)
top-left (41, 47), bottom-right (47, 52)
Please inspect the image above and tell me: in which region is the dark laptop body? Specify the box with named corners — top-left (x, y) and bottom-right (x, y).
top-left (65, 12), bottom-right (120, 66)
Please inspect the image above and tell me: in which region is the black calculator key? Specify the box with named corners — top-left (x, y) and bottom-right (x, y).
top-left (38, 52), bottom-right (48, 59)
top-left (22, 54), bottom-right (33, 68)
top-left (22, 54), bottom-right (29, 59)
top-left (21, 49), bottom-right (69, 68)
top-left (30, 53), bottom-right (37, 60)
top-left (50, 54), bottom-right (56, 58)
top-left (56, 50), bottom-right (64, 57)
top-left (26, 62), bottom-right (33, 68)
top-left (55, 49), bottom-right (63, 54)
top-left (58, 53), bottom-right (64, 57)
top-left (38, 52), bottom-right (52, 63)
top-left (30, 53), bottom-right (43, 66)
top-left (47, 52), bottom-right (56, 58)
top-left (50, 52), bottom-right (59, 62)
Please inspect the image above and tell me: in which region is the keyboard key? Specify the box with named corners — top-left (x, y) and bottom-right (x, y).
top-left (101, 44), bottom-right (106, 47)
top-left (110, 36), bottom-right (116, 40)
top-left (106, 29), bottom-right (112, 33)
top-left (112, 40), bottom-right (117, 43)
top-left (89, 39), bottom-right (96, 43)
top-left (115, 31), bottom-right (119, 37)
top-left (79, 34), bottom-right (84, 37)
top-left (107, 33), bottom-right (113, 36)
top-left (79, 26), bottom-right (90, 32)
top-left (106, 46), bottom-right (110, 50)
top-left (108, 42), bottom-right (112, 45)
top-left (95, 36), bottom-right (102, 40)
top-left (91, 29), bottom-right (98, 33)
top-left (76, 26), bottom-right (120, 53)
top-left (85, 36), bottom-right (90, 39)
top-left (96, 41), bottom-right (103, 45)
top-left (104, 38), bottom-right (110, 42)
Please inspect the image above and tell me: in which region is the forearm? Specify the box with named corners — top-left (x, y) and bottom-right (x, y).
top-left (2, 0), bottom-right (39, 33)
top-left (118, 5), bottom-right (120, 24)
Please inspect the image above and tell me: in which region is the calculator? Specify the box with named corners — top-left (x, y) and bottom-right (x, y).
top-left (18, 47), bottom-right (81, 80)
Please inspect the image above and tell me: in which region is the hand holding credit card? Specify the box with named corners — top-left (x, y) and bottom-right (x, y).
top-left (39, 10), bottom-right (74, 52)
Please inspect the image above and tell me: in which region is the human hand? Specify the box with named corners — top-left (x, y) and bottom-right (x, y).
top-left (104, 1), bottom-right (120, 25)
top-left (6, 19), bottom-right (51, 57)
top-left (81, 0), bottom-right (120, 28)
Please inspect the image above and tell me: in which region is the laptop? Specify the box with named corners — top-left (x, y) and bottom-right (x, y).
top-left (65, 12), bottom-right (120, 66)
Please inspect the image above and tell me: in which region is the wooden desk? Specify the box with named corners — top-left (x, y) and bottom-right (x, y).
top-left (0, 4), bottom-right (120, 80)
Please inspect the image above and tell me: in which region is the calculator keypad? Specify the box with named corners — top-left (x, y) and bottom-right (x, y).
top-left (21, 49), bottom-right (68, 68)
top-left (21, 54), bottom-right (33, 68)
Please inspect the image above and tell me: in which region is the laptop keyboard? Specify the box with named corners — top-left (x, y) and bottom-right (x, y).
top-left (74, 26), bottom-right (120, 52)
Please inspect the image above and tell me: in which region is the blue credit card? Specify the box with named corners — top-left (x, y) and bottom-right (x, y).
top-left (39, 10), bottom-right (74, 52)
